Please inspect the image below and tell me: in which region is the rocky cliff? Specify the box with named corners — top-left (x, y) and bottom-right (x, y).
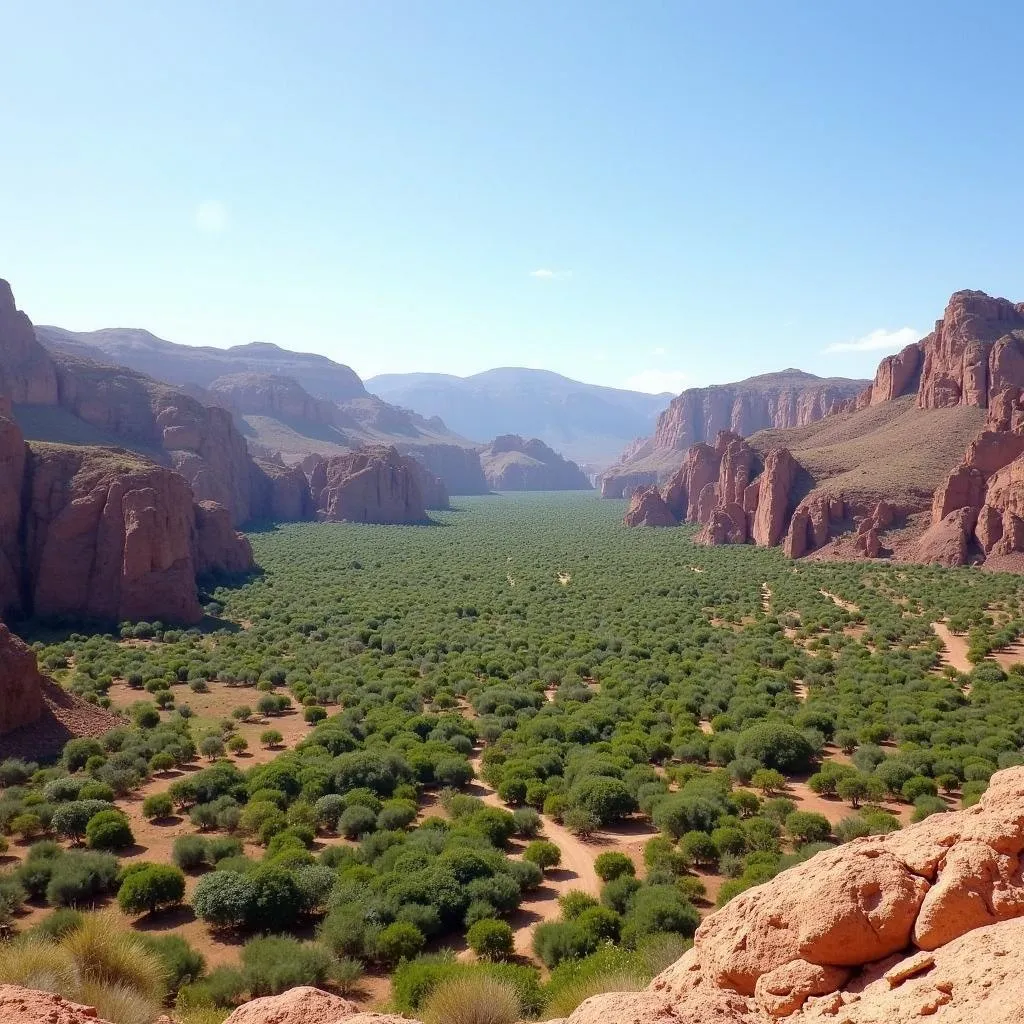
top-left (625, 290), bottom-right (1024, 565)
top-left (480, 435), bottom-right (592, 490)
top-left (0, 400), bottom-right (252, 625)
top-left (602, 370), bottom-right (867, 497)
top-left (0, 622), bottom-right (43, 734)
top-left (306, 445), bottom-right (439, 524)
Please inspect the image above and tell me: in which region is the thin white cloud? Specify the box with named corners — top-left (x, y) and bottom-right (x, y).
top-left (196, 200), bottom-right (228, 234)
top-left (824, 326), bottom-right (918, 354)
top-left (651, 346), bottom-right (667, 357)
top-left (529, 268), bottom-right (572, 280)
top-left (624, 369), bottom-right (688, 394)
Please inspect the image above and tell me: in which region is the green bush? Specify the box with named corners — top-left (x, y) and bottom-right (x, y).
top-left (594, 851), bottom-right (635, 882)
top-left (375, 921), bottom-right (426, 966)
top-left (85, 809), bottom-right (134, 850)
top-left (466, 918), bottom-right (514, 960)
top-left (241, 935), bottom-right (333, 996)
top-left (117, 864), bottom-right (186, 915)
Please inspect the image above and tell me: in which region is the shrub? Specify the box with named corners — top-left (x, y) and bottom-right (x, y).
top-left (241, 935), bottom-right (332, 996)
top-left (138, 933), bottom-right (205, 994)
top-left (532, 920), bottom-right (596, 967)
top-left (912, 795), bottom-right (949, 822)
top-left (559, 890), bottom-right (600, 919)
top-left (191, 870), bottom-right (252, 929)
top-left (563, 808), bottom-right (600, 838)
top-left (785, 811), bottom-right (832, 845)
top-left (46, 852), bottom-right (119, 907)
top-left (568, 776), bottom-right (636, 825)
top-left (523, 840), bottom-right (561, 871)
top-left (750, 769), bottom-right (787, 795)
top-left (620, 885), bottom-right (699, 946)
top-left (117, 864), bottom-right (186, 915)
top-left (735, 722), bottom-right (813, 774)
top-left (375, 921), bottom-right (426, 966)
top-left (85, 810), bottom-right (134, 850)
top-left (142, 793), bottom-right (174, 821)
top-left (679, 831), bottom-right (718, 867)
top-left (333, 956), bottom-right (364, 996)
top-left (594, 851), bottom-right (635, 882)
top-left (901, 776), bottom-right (939, 803)
top-left (32, 908), bottom-right (85, 941)
top-left (467, 918), bottom-right (514, 960)
top-left (420, 973), bottom-right (523, 1024)
top-left (173, 835), bottom-right (209, 871)
top-left (338, 804), bottom-right (377, 838)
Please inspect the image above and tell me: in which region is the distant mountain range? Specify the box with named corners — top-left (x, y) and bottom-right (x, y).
top-left (368, 368), bottom-right (671, 470)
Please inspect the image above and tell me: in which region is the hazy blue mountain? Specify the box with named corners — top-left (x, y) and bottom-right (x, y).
top-left (368, 367), bottom-right (671, 469)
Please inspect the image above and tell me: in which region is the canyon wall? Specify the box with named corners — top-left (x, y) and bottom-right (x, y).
top-left (480, 434), bottom-right (592, 490)
top-left (602, 370), bottom-right (866, 497)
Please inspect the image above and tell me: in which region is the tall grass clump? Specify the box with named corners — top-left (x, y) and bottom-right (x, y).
top-left (420, 973), bottom-right (523, 1024)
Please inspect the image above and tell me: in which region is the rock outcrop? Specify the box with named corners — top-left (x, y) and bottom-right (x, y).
top-left (479, 435), bottom-right (592, 491)
top-left (0, 622), bottom-right (44, 734)
top-left (206, 372), bottom-right (342, 426)
top-left (194, 501), bottom-right (255, 575)
top-left (308, 446), bottom-right (433, 524)
top-left (601, 370), bottom-right (866, 495)
top-left (0, 281), bottom-right (58, 404)
top-left (750, 448), bottom-right (798, 547)
top-left (0, 630), bottom-right (119, 757)
top-left (0, 395), bottom-right (253, 623)
top-left (250, 459), bottom-right (315, 522)
top-left (402, 443), bottom-right (488, 495)
top-left (623, 486), bottom-right (677, 527)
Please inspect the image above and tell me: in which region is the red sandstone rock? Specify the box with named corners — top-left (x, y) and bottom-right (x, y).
top-left (932, 464), bottom-right (987, 523)
top-left (717, 435), bottom-right (755, 506)
top-left (915, 507), bottom-right (978, 566)
top-left (751, 448), bottom-right (798, 547)
top-left (251, 460), bottom-right (315, 521)
top-left (0, 282), bottom-right (59, 404)
top-left (0, 623), bottom-right (44, 734)
top-left (480, 435), bottom-right (591, 490)
top-left (697, 503), bottom-right (748, 546)
top-left (310, 446), bottom-right (429, 524)
top-left (694, 481), bottom-right (719, 525)
top-left (0, 985), bottom-right (109, 1024)
top-left (623, 486), bottom-right (677, 527)
top-left (870, 343), bottom-right (922, 405)
top-left (917, 290), bottom-right (1024, 410)
top-left (222, 987), bottom-right (358, 1024)
top-left (194, 501), bottom-right (255, 575)
top-left (0, 399), bottom-right (25, 616)
top-left (24, 445), bottom-right (203, 623)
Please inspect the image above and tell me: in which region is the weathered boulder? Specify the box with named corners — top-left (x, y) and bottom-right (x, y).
top-left (0, 986), bottom-right (112, 1024)
top-left (623, 486), bottom-right (677, 527)
top-left (222, 987), bottom-right (359, 1024)
top-left (0, 623), bottom-right (44, 734)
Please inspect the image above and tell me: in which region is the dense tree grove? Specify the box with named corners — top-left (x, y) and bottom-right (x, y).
top-left (3, 493), bottom-right (1024, 1018)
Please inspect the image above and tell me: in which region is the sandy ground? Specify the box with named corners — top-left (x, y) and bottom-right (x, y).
top-left (931, 621), bottom-right (973, 675)
top-left (820, 589), bottom-right (859, 614)
top-left (761, 583), bottom-right (772, 613)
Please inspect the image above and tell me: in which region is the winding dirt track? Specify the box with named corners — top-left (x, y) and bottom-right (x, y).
top-left (931, 621), bottom-right (973, 675)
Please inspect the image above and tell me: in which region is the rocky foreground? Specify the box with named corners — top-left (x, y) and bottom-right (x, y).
top-left (9, 766), bottom-right (1024, 1022)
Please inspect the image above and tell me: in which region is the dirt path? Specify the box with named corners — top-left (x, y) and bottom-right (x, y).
top-left (820, 589), bottom-right (859, 614)
top-left (761, 583), bottom-right (772, 613)
top-left (467, 754), bottom-right (600, 957)
top-left (932, 621), bottom-right (973, 675)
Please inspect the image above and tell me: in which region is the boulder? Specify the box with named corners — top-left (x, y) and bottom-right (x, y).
top-left (623, 486), bottom-right (677, 527)
top-left (0, 623), bottom-right (44, 734)
top-left (0, 986), bottom-right (111, 1024)
top-left (222, 987), bottom-right (358, 1024)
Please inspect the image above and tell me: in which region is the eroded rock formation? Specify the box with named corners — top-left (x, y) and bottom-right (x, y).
top-left (623, 486), bottom-right (676, 527)
top-left (307, 446), bottom-right (434, 524)
top-left (602, 370), bottom-right (866, 495)
top-left (0, 622), bottom-right (44, 734)
top-left (479, 435), bottom-right (592, 490)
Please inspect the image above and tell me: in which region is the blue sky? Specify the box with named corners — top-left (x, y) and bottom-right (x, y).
top-left (2, 2), bottom-right (1022, 394)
